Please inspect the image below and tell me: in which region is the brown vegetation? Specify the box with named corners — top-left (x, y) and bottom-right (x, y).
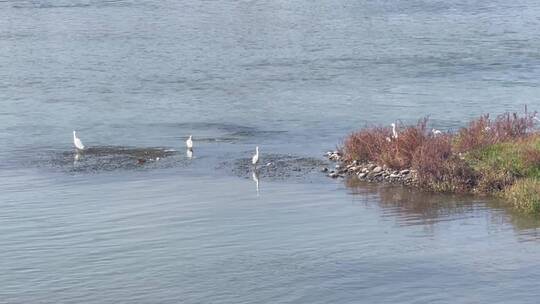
top-left (340, 111), bottom-right (540, 213)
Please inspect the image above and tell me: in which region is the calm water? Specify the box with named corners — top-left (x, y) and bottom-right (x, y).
top-left (2, 0), bottom-right (540, 303)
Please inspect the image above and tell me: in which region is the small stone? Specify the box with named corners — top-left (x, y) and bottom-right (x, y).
top-left (348, 166), bottom-right (360, 172)
top-left (390, 173), bottom-right (400, 178)
top-left (362, 168), bottom-right (369, 173)
top-left (400, 169), bottom-right (410, 175)
top-left (358, 172), bottom-right (367, 178)
top-left (368, 164), bottom-right (377, 170)
top-left (328, 172), bottom-right (339, 178)
top-left (372, 166), bottom-right (383, 173)
top-left (321, 167), bottom-right (329, 173)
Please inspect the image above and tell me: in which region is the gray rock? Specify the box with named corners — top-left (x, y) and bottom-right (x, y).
top-left (372, 166), bottom-right (383, 173)
top-left (368, 164), bottom-right (377, 170)
top-left (358, 172), bottom-right (367, 178)
top-left (321, 167), bottom-right (329, 173)
top-left (328, 172), bottom-right (339, 178)
top-left (400, 169), bottom-right (410, 175)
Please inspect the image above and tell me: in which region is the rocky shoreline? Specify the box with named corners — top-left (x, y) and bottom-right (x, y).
top-left (323, 151), bottom-right (418, 186)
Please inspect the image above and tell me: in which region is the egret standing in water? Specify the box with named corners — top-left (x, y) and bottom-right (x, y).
top-left (391, 123), bottom-right (398, 139)
top-left (432, 128), bottom-right (442, 136)
top-left (73, 131), bottom-right (85, 151)
top-left (186, 135), bottom-right (193, 150)
top-left (252, 146), bottom-right (259, 168)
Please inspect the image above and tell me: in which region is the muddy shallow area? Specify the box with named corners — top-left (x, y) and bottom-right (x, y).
top-left (221, 153), bottom-right (329, 182)
top-left (37, 146), bottom-right (182, 173)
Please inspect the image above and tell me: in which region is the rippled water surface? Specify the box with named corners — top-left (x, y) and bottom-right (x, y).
top-left (2, 0), bottom-right (540, 303)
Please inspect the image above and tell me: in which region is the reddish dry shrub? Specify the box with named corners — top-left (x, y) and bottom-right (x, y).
top-left (342, 118), bottom-right (431, 170)
top-left (491, 112), bottom-right (535, 141)
top-left (453, 114), bottom-right (491, 153)
top-left (342, 126), bottom-right (391, 163)
top-left (381, 118), bottom-right (429, 169)
top-left (454, 112), bottom-right (537, 152)
top-left (412, 135), bottom-right (476, 192)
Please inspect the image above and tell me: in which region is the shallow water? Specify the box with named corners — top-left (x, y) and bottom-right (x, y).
top-left (2, 0), bottom-right (540, 303)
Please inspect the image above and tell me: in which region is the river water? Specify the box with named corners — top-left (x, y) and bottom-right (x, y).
top-left (2, 0), bottom-right (540, 303)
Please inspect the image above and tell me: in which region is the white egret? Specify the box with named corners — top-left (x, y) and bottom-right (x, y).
top-left (252, 146), bottom-right (259, 167)
top-left (432, 128), bottom-right (442, 136)
top-left (391, 123), bottom-right (398, 139)
top-left (73, 131), bottom-right (85, 151)
top-left (186, 149), bottom-right (193, 158)
top-left (186, 135), bottom-right (193, 150)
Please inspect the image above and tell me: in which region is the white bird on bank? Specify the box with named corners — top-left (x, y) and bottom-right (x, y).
top-left (186, 135), bottom-right (193, 150)
top-left (73, 131), bottom-right (85, 151)
top-left (432, 128), bottom-right (442, 136)
top-left (252, 146), bottom-right (259, 167)
top-left (391, 123), bottom-right (398, 139)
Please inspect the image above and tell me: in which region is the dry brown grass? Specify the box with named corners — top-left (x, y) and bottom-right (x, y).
top-left (454, 112), bottom-right (536, 152)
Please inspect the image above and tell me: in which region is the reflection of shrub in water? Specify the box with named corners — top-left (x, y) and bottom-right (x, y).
top-left (346, 177), bottom-right (540, 234)
top-left (346, 177), bottom-right (477, 222)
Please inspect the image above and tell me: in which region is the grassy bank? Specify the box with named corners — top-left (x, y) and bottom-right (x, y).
top-left (341, 112), bottom-right (540, 213)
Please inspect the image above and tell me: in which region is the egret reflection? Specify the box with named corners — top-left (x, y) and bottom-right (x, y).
top-left (252, 170), bottom-right (260, 195)
top-left (73, 152), bottom-right (82, 166)
top-left (186, 149), bottom-right (193, 158)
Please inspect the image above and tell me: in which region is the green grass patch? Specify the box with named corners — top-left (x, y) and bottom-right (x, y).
top-left (504, 178), bottom-right (540, 213)
top-left (466, 137), bottom-right (540, 181)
